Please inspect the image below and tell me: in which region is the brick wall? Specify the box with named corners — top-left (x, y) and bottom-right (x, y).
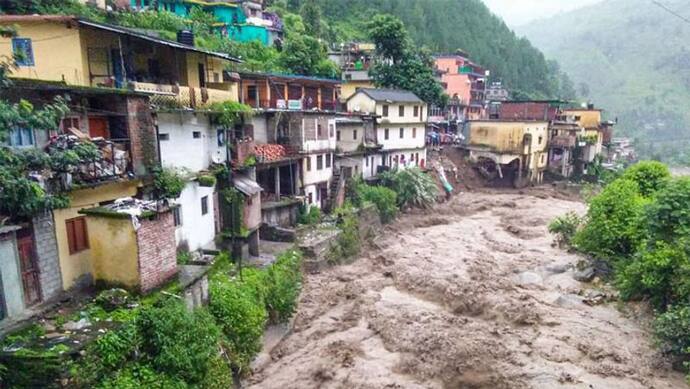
top-left (136, 211), bottom-right (177, 293)
top-left (127, 96), bottom-right (158, 177)
top-left (32, 213), bottom-right (63, 301)
top-left (499, 103), bottom-right (558, 121)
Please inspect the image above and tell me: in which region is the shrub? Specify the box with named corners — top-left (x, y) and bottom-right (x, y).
top-left (573, 178), bottom-right (649, 261)
top-left (97, 363), bottom-right (185, 389)
top-left (72, 323), bottom-right (140, 387)
top-left (153, 167), bottom-right (186, 199)
top-left (380, 168), bottom-right (438, 209)
top-left (617, 241), bottom-right (690, 309)
top-left (264, 250), bottom-right (303, 323)
top-left (654, 305), bottom-right (690, 359)
top-left (208, 275), bottom-right (267, 372)
top-left (620, 161), bottom-right (671, 198)
top-left (197, 174), bottom-right (217, 187)
top-left (548, 212), bottom-right (582, 247)
top-left (645, 177), bottom-right (690, 243)
top-left (358, 185), bottom-right (398, 223)
top-left (298, 204), bottom-right (321, 225)
top-left (329, 205), bottom-right (361, 261)
top-left (137, 300), bottom-right (221, 385)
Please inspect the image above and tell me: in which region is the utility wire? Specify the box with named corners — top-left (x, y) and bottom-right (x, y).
top-left (651, 0), bottom-right (690, 25)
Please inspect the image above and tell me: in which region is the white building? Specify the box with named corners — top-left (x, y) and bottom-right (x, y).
top-left (156, 112), bottom-right (226, 251)
top-left (346, 89), bottom-right (428, 170)
top-left (335, 115), bottom-right (384, 180)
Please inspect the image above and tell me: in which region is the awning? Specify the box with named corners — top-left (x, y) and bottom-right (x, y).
top-left (233, 174), bottom-right (263, 196)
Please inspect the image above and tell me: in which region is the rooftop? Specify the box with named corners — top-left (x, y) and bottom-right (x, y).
top-left (0, 16), bottom-right (240, 63)
top-left (237, 71), bottom-right (340, 84)
top-left (349, 88), bottom-right (424, 103)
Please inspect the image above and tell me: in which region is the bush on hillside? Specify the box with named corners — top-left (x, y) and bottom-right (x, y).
top-left (548, 212), bottom-right (582, 247)
top-left (264, 250), bottom-right (303, 323)
top-left (329, 205), bottom-right (361, 261)
top-left (380, 168), bottom-right (438, 209)
top-left (654, 305), bottom-right (690, 359)
top-left (620, 161), bottom-right (671, 198)
top-left (137, 300), bottom-right (221, 385)
top-left (96, 363), bottom-right (185, 389)
top-left (645, 177), bottom-right (690, 243)
top-left (573, 178), bottom-right (649, 261)
top-left (357, 185), bottom-right (398, 223)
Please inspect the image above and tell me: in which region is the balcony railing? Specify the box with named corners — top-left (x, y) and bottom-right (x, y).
top-left (244, 97), bottom-right (338, 111)
top-left (130, 82), bottom-right (236, 109)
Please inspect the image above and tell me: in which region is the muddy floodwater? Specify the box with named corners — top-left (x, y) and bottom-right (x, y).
top-left (247, 190), bottom-right (688, 389)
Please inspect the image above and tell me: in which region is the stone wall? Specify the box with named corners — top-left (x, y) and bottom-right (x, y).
top-left (127, 96), bottom-right (157, 177)
top-left (136, 211), bottom-right (177, 293)
top-left (32, 213), bottom-right (63, 301)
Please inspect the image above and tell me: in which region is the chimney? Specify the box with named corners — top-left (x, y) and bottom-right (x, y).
top-left (177, 30), bottom-right (195, 47)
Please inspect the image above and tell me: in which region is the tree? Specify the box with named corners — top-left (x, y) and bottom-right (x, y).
top-left (300, 0), bottom-right (322, 38)
top-left (367, 14), bottom-right (446, 107)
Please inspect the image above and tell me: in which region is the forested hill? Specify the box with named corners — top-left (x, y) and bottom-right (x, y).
top-left (518, 0), bottom-right (690, 164)
top-left (281, 0), bottom-right (575, 101)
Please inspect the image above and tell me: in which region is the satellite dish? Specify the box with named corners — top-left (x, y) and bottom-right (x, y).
top-left (211, 153), bottom-right (223, 164)
top-left (354, 105), bottom-right (361, 112)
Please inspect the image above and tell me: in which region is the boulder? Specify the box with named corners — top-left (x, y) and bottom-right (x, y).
top-left (573, 267), bottom-right (596, 283)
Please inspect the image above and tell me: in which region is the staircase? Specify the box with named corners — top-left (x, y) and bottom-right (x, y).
top-left (325, 169), bottom-right (345, 213)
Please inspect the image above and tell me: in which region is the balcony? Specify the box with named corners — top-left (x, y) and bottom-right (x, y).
top-left (244, 97), bottom-right (337, 112)
top-left (130, 82), bottom-right (236, 109)
top-left (549, 135), bottom-right (576, 148)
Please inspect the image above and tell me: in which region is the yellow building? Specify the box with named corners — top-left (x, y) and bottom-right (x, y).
top-left (563, 108), bottom-right (605, 163)
top-left (466, 120), bottom-right (549, 186)
top-left (0, 15), bottom-right (240, 108)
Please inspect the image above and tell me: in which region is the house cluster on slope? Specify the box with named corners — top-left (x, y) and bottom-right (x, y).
top-left (0, 15), bottom-right (428, 325)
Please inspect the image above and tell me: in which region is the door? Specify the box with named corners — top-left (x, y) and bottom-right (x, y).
top-left (16, 230), bottom-right (41, 306)
top-left (198, 63), bottom-right (206, 88)
top-left (111, 49), bottom-right (124, 88)
top-left (88, 117), bottom-right (110, 139)
top-left (319, 185), bottom-right (328, 209)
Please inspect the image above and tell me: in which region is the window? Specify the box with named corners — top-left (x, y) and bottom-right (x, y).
top-left (353, 129), bottom-right (358, 140)
top-left (306, 156), bottom-right (312, 171)
top-left (336, 131), bottom-right (341, 141)
top-left (365, 157), bottom-right (369, 167)
top-left (158, 133), bottom-right (170, 141)
top-left (193, 131), bottom-right (201, 139)
top-left (538, 136), bottom-right (543, 145)
top-left (412, 128), bottom-right (417, 138)
top-left (414, 106), bottom-right (419, 117)
top-left (329, 124), bottom-right (335, 138)
top-left (355, 165), bottom-right (358, 174)
top-left (317, 155), bottom-right (324, 170)
top-left (384, 128), bottom-right (389, 140)
top-left (399, 128), bottom-right (404, 139)
top-left (12, 38), bottom-right (34, 67)
top-left (201, 196), bottom-right (209, 216)
top-left (318, 124), bottom-right (323, 138)
top-left (61, 117), bottom-right (80, 131)
top-left (308, 192), bottom-right (313, 204)
top-left (326, 153), bottom-right (332, 168)
top-left (217, 129), bottom-right (226, 146)
top-left (173, 206), bottom-right (182, 227)
top-left (66, 217), bottom-right (89, 254)
top-left (382, 105), bottom-right (389, 117)
top-left (8, 127), bottom-right (34, 147)
top-left (399, 105), bottom-right (405, 117)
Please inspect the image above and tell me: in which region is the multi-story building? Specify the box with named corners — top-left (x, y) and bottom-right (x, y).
top-left (329, 42), bottom-right (376, 102)
top-left (465, 120), bottom-right (549, 187)
top-left (486, 81), bottom-right (510, 102)
top-left (563, 106), bottom-right (608, 172)
top-left (434, 52), bottom-right (488, 122)
top-left (130, 0), bottom-right (283, 47)
top-left (346, 89), bottom-right (427, 170)
top-left (334, 115), bottom-right (383, 181)
top-left (238, 72), bottom-right (340, 212)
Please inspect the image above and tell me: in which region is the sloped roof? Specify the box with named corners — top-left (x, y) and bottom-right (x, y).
top-left (233, 175), bottom-right (263, 196)
top-left (349, 88), bottom-right (423, 103)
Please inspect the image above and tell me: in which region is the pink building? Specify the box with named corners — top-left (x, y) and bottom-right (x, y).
top-left (434, 53), bottom-right (488, 121)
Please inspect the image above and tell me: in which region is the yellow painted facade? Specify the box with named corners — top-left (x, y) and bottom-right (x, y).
top-left (468, 120), bottom-right (549, 176)
top-left (0, 19), bottom-right (238, 100)
top-left (87, 217), bottom-right (140, 288)
top-left (341, 80), bottom-right (375, 102)
top-left (53, 180), bottom-right (140, 289)
top-left (564, 109), bottom-right (602, 129)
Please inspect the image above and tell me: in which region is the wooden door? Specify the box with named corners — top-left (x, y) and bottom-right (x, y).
top-left (88, 117), bottom-right (110, 139)
top-left (16, 231), bottom-right (41, 306)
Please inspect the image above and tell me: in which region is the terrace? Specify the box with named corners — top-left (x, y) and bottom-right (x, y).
top-left (239, 72), bottom-right (339, 112)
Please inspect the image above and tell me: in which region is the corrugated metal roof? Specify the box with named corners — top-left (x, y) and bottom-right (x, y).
top-left (350, 88), bottom-right (423, 103)
top-left (233, 174), bottom-right (263, 196)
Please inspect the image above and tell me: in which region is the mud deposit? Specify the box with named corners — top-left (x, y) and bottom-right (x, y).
top-left (247, 191), bottom-right (687, 389)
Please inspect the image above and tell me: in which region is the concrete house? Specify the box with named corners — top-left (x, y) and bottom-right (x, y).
top-left (465, 120), bottom-right (549, 187)
top-left (329, 42), bottom-right (376, 101)
top-left (433, 53), bottom-right (488, 122)
top-left (334, 115), bottom-right (384, 180)
top-left (239, 72), bottom-right (340, 213)
top-left (346, 89), bottom-right (428, 170)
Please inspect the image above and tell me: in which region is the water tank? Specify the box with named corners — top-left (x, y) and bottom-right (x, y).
top-left (177, 30), bottom-right (195, 47)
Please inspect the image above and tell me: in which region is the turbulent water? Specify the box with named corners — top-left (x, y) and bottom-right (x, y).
top-left (247, 189), bottom-right (687, 389)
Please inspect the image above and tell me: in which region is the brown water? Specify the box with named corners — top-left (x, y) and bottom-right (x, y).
top-left (246, 189), bottom-right (687, 389)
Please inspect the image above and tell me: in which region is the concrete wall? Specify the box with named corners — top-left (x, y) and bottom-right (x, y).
top-left (174, 181), bottom-right (216, 251)
top-left (244, 193), bottom-right (262, 231)
top-left (32, 213), bottom-right (63, 301)
top-left (377, 125), bottom-right (425, 151)
top-left (341, 80), bottom-right (374, 101)
top-left (337, 122), bottom-right (365, 153)
top-left (0, 21), bottom-right (85, 85)
top-left (384, 148), bottom-right (427, 170)
top-left (87, 216), bottom-right (140, 288)
top-left (302, 152), bottom-right (333, 186)
top-left (158, 112), bottom-right (226, 173)
top-left (564, 109), bottom-right (602, 129)
top-left (262, 202), bottom-right (300, 227)
top-left (137, 211), bottom-right (177, 293)
top-left (0, 231), bottom-right (25, 319)
top-left (54, 180), bottom-right (140, 290)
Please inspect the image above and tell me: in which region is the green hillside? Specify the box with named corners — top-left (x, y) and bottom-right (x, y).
top-left (287, 0), bottom-right (575, 100)
top-left (518, 0), bottom-right (690, 164)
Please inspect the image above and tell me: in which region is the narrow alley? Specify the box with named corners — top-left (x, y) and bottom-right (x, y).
top-left (247, 190), bottom-right (687, 389)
